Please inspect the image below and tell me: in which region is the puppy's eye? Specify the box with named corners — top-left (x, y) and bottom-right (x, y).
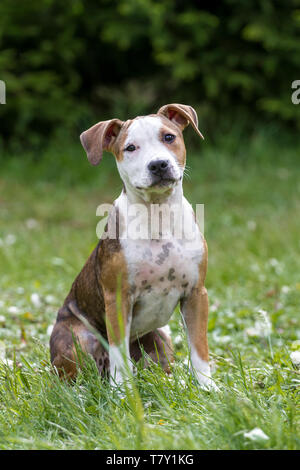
top-left (125, 144), bottom-right (136, 152)
top-left (164, 134), bottom-right (175, 143)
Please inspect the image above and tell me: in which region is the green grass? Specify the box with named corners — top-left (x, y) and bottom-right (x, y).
top-left (0, 130), bottom-right (299, 449)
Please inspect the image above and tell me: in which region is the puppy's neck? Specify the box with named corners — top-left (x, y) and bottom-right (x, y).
top-left (123, 181), bottom-right (183, 207)
top-left (117, 182), bottom-right (185, 241)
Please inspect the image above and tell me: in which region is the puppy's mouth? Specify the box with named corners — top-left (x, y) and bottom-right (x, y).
top-left (150, 175), bottom-right (178, 188)
top-left (136, 176), bottom-right (182, 191)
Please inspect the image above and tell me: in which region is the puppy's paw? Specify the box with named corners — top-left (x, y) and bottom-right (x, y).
top-left (111, 385), bottom-right (126, 400)
top-left (197, 375), bottom-right (220, 392)
top-left (191, 364), bottom-right (220, 392)
top-left (110, 373), bottom-right (133, 399)
top-left (188, 355), bottom-right (220, 392)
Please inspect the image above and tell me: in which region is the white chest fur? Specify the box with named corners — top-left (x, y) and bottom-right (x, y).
top-left (124, 237), bottom-right (203, 338)
top-left (115, 192), bottom-right (204, 339)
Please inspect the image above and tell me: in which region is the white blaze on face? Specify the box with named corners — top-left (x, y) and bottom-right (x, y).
top-left (116, 116), bottom-right (183, 191)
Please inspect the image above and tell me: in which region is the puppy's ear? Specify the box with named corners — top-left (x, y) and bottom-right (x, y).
top-left (80, 119), bottom-right (123, 166)
top-left (157, 103), bottom-right (204, 139)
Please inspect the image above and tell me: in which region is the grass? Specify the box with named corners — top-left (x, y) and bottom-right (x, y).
top-left (0, 129), bottom-right (299, 449)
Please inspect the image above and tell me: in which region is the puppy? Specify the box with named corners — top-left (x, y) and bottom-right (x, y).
top-left (50, 103), bottom-right (217, 390)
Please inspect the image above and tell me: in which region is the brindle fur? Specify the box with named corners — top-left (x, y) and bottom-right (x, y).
top-left (50, 234), bottom-right (173, 380)
top-left (50, 103), bottom-right (207, 384)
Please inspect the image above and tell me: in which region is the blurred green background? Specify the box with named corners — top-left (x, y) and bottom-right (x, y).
top-left (0, 0), bottom-right (300, 150)
top-left (0, 0), bottom-right (300, 450)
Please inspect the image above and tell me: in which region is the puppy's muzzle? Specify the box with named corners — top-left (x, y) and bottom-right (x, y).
top-left (148, 159), bottom-right (170, 176)
top-left (148, 159), bottom-right (177, 186)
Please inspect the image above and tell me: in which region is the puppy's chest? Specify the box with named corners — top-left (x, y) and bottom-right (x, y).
top-left (121, 237), bottom-right (203, 336)
top-left (126, 238), bottom-right (201, 291)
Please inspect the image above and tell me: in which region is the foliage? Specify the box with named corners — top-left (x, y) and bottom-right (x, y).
top-left (0, 0), bottom-right (300, 148)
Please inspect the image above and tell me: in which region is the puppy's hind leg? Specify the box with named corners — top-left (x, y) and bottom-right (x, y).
top-left (130, 326), bottom-right (174, 373)
top-left (50, 306), bottom-right (108, 381)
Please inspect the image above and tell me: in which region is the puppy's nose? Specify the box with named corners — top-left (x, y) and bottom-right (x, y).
top-left (148, 160), bottom-right (170, 176)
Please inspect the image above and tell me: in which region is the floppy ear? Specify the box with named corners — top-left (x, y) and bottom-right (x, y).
top-left (157, 103), bottom-right (204, 139)
top-left (80, 119), bottom-right (123, 166)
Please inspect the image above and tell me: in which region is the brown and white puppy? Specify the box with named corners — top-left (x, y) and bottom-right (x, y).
top-left (50, 103), bottom-right (217, 390)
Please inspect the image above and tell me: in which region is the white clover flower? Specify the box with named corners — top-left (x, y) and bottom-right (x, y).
top-left (0, 341), bottom-right (5, 360)
top-left (30, 293), bottom-right (42, 308)
top-left (245, 327), bottom-right (259, 337)
top-left (210, 301), bottom-right (220, 312)
top-left (45, 294), bottom-right (56, 304)
top-left (5, 234), bottom-right (16, 245)
top-left (219, 335), bottom-right (231, 344)
top-left (268, 258), bottom-right (283, 274)
top-left (174, 335), bottom-right (183, 345)
top-left (246, 310), bottom-right (272, 338)
top-left (290, 351), bottom-right (300, 368)
top-left (250, 263), bottom-right (260, 273)
top-left (247, 220), bottom-right (257, 231)
top-left (8, 306), bottom-right (20, 314)
top-left (0, 343), bottom-right (14, 367)
top-left (212, 331), bottom-right (231, 344)
top-left (244, 427), bottom-right (269, 442)
top-left (51, 257), bottom-right (65, 266)
top-left (258, 309), bottom-right (272, 335)
top-left (25, 218), bottom-right (39, 229)
top-left (3, 358), bottom-right (14, 368)
top-left (281, 285), bottom-right (290, 294)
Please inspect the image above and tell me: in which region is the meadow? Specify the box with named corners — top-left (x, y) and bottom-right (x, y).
top-left (0, 129), bottom-right (299, 449)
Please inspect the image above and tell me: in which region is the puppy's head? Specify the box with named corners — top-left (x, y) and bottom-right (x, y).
top-left (80, 104), bottom-right (204, 199)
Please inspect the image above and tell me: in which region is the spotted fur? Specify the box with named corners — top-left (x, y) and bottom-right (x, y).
top-left (50, 104), bottom-right (217, 390)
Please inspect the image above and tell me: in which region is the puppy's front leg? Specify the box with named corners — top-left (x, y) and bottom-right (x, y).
top-left (180, 242), bottom-right (218, 391)
top-left (103, 288), bottom-right (133, 387)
